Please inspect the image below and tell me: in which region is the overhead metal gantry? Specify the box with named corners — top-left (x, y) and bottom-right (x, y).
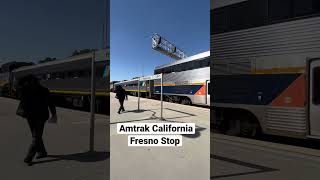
top-left (151, 33), bottom-right (187, 60)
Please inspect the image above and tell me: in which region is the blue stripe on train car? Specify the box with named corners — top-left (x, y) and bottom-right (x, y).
top-left (212, 74), bottom-right (301, 105)
top-left (154, 85), bottom-right (203, 95)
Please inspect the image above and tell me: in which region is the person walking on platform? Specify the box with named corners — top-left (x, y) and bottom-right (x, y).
top-left (16, 74), bottom-right (57, 165)
top-left (115, 85), bottom-right (128, 114)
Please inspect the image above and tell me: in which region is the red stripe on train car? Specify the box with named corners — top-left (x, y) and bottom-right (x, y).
top-left (195, 85), bottom-right (206, 96)
top-left (270, 74), bottom-right (305, 107)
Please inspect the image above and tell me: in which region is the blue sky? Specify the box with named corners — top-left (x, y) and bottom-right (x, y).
top-left (111, 0), bottom-right (209, 81)
top-left (0, 0), bottom-right (105, 63)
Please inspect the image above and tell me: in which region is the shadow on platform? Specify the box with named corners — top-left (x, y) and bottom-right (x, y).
top-left (111, 107), bottom-right (198, 124)
top-left (182, 127), bottom-right (206, 139)
top-left (210, 154), bottom-right (278, 179)
top-left (31, 151), bottom-right (109, 165)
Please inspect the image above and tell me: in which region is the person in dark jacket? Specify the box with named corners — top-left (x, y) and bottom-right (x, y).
top-left (18, 74), bottom-right (57, 165)
top-left (115, 85), bottom-right (128, 114)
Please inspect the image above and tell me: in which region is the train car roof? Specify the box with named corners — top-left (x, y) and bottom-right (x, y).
top-left (12, 49), bottom-right (108, 73)
top-left (114, 78), bottom-right (139, 85)
top-left (155, 51), bottom-right (210, 70)
top-left (212, 0), bottom-right (248, 9)
top-left (12, 53), bottom-right (92, 73)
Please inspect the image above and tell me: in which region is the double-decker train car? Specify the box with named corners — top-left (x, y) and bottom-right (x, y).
top-left (154, 51), bottom-right (210, 106)
top-left (115, 51), bottom-right (210, 106)
top-left (9, 49), bottom-right (109, 114)
top-left (211, 0), bottom-right (320, 139)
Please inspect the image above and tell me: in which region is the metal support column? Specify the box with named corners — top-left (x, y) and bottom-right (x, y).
top-left (138, 79), bottom-right (140, 110)
top-left (89, 51), bottom-right (96, 152)
top-left (160, 73), bottom-right (163, 119)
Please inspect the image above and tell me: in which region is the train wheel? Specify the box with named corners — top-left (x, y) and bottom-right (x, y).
top-left (181, 97), bottom-right (192, 105)
top-left (240, 119), bottom-right (261, 138)
top-left (168, 96), bottom-right (175, 103)
top-left (225, 119), bottom-right (240, 136)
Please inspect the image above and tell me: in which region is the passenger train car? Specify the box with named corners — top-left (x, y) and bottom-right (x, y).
top-left (115, 51), bottom-right (210, 106)
top-left (1, 49), bottom-right (109, 114)
top-left (211, 0), bottom-right (320, 139)
top-left (0, 62), bottom-right (33, 96)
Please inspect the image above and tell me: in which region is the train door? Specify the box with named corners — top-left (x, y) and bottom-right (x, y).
top-left (309, 58), bottom-right (320, 137)
top-left (149, 80), bottom-right (154, 98)
top-left (206, 80), bottom-right (210, 106)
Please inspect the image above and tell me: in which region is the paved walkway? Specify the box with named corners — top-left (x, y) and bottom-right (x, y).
top-left (211, 133), bottom-right (320, 180)
top-left (110, 93), bottom-right (210, 180)
top-left (0, 97), bottom-right (109, 180)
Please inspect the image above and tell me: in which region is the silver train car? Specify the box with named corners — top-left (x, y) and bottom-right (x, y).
top-left (115, 79), bottom-right (152, 98)
top-left (115, 51), bottom-right (210, 106)
top-left (211, 0), bottom-right (320, 139)
top-left (10, 49), bottom-right (109, 114)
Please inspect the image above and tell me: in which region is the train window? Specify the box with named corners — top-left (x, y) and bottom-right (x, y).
top-left (314, 0), bottom-right (320, 13)
top-left (313, 67), bottom-right (320, 105)
top-left (67, 72), bottom-right (73, 78)
top-left (171, 65), bottom-right (176, 72)
top-left (176, 63), bottom-right (184, 72)
top-left (293, 0), bottom-right (314, 17)
top-left (187, 61), bottom-right (195, 71)
top-left (46, 73), bottom-right (51, 80)
top-left (205, 58), bottom-right (210, 67)
top-left (54, 72), bottom-right (63, 79)
top-left (293, 0), bottom-right (320, 17)
top-left (212, 0), bottom-right (267, 34)
top-left (269, 0), bottom-right (292, 22)
top-left (36, 75), bottom-right (42, 80)
top-left (198, 60), bottom-right (206, 68)
top-left (177, 63), bottom-right (183, 72)
top-left (78, 71), bottom-right (84, 77)
top-left (163, 67), bottom-right (171, 74)
top-left (73, 72), bottom-right (79, 78)
top-left (212, 8), bottom-right (227, 34)
top-left (82, 71), bottom-right (89, 77)
top-left (56, 72), bottom-right (64, 79)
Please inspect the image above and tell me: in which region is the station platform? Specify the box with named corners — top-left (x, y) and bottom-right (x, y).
top-left (0, 97), bottom-right (109, 180)
top-left (110, 93), bottom-right (210, 180)
top-left (211, 133), bottom-right (320, 180)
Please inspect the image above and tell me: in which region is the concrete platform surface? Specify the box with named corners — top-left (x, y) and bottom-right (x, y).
top-left (211, 133), bottom-right (320, 180)
top-left (0, 97), bottom-right (109, 180)
top-left (110, 93), bottom-right (210, 180)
